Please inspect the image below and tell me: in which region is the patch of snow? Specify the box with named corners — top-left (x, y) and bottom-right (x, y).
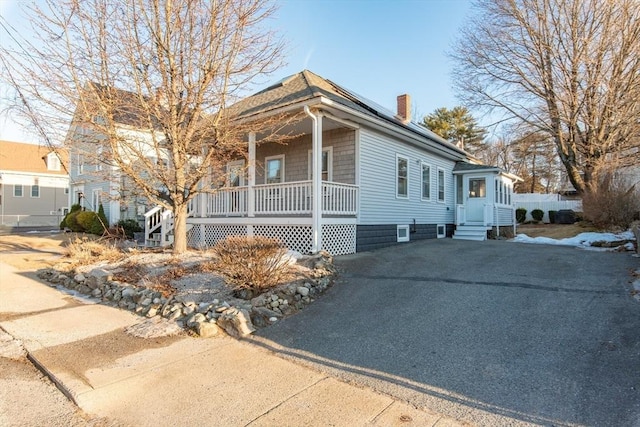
top-left (55, 285), bottom-right (99, 304)
top-left (512, 230), bottom-right (635, 248)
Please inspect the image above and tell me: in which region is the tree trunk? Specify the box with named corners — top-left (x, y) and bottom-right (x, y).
top-left (172, 202), bottom-right (188, 254)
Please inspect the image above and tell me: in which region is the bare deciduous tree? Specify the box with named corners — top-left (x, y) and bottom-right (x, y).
top-left (0, 0), bottom-right (288, 253)
top-left (451, 0), bottom-right (640, 194)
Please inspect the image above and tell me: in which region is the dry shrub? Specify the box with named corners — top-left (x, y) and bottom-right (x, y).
top-left (66, 237), bottom-right (123, 266)
top-left (211, 236), bottom-right (294, 294)
top-left (582, 173), bottom-right (640, 230)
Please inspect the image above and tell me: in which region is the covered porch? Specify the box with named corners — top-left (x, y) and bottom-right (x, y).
top-left (184, 110), bottom-right (360, 255)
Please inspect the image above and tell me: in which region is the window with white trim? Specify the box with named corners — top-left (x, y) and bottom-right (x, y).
top-left (13, 184), bottom-right (23, 197)
top-left (92, 189), bottom-right (101, 211)
top-left (437, 224), bottom-right (446, 238)
top-left (227, 160), bottom-right (246, 187)
top-left (421, 162), bottom-right (431, 200)
top-left (397, 225), bottom-right (410, 242)
top-left (31, 181), bottom-right (40, 198)
top-left (396, 155), bottom-right (408, 198)
top-left (47, 153), bottom-right (61, 171)
top-left (437, 168), bottom-right (445, 202)
top-left (265, 155), bottom-right (284, 184)
top-left (96, 147), bottom-right (103, 171)
top-left (78, 154), bottom-right (84, 175)
top-left (307, 147), bottom-right (333, 181)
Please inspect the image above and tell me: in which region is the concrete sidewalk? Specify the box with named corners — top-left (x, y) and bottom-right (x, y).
top-left (0, 262), bottom-right (463, 427)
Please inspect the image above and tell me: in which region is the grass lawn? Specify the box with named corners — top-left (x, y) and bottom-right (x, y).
top-left (515, 222), bottom-right (599, 239)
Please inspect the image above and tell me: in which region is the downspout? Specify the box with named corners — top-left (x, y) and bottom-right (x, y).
top-left (495, 202), bottom-right (499, 238)
top-left (304, 106), bottom-right (322, 253)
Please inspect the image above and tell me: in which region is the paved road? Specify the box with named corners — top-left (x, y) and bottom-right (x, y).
top-left (253, 239), bottom-right (640, 426)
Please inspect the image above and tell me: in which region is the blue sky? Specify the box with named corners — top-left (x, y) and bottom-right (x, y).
top-left (273, 0), bottom-right (473, 120)
top-left (0, 0), bottom-right (474, 143)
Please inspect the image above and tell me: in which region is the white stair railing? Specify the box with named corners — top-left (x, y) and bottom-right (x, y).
top-left (143, 205), bottom-right (174, 247)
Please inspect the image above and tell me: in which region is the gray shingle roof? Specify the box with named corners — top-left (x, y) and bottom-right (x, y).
top-left (229, 70), bottom-right (466, 156)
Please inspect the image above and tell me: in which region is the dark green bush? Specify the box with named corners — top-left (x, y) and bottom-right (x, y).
top-left (65, 211), bottom-right (84, 232)
top-left (60, 204), bottom-right (82, 229)
top-left (548, 210), bottom-right (558, 224)
top-left (88, 204), bottom-right (109, 236)
top-left (117, 219), bottom-right (142, 238)
top-left (76, 211), bottom-right (96, 232)
top-left (531, 209), bottom-right (544, 222)
top-left (516, 208), bottom-right (527, 223)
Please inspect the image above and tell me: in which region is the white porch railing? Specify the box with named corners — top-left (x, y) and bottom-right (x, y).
top-left (199, 181), bottom-right (358, 217)
top-left (206, 186), bottom-right (249, 216)
top-left (255, 181), bottom-right (312, 215)
top-left (456, 203), bottom-right (515, 227)
top-left (322, 181), bottom-right (358, 215)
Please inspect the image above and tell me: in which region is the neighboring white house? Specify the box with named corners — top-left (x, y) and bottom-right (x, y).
top-left (65, 70), bottom-right (521, 254)
top-left (0, 140), bottom-right (69, 227)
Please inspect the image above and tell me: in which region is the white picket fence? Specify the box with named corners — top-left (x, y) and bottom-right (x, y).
top-left (513, 194), bottom-right (582, 223)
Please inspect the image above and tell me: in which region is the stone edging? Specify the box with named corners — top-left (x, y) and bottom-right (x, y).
top-left (37, 252), bottom-right (335, 338)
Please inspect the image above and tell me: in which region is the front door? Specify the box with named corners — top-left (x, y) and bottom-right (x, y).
top-left (465, 176), bottom-right (487, 223)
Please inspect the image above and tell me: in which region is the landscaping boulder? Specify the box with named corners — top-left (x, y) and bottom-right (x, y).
top-left (217, 308), bottom-right (255, 338)
top-left (195, 320), bottom-right (219, 337)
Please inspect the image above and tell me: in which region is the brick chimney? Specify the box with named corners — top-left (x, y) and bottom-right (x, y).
top-left (397, 94), bottom-right (411, 123)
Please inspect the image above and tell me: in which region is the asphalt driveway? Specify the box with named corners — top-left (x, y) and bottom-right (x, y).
top-left (253, 239), bottom-right (640, 426)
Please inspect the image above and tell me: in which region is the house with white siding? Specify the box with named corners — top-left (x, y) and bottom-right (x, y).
top-left (0, 140), bottom-right (69, 227)
top-left (176, 70), bottom-right (519, 253)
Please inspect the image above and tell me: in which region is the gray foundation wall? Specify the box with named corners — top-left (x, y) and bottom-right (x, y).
top-left (356, 223), bottom-right (453, 252)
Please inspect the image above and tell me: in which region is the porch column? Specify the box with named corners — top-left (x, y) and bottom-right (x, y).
top-left (248, 132), bottom-right (256, 218)
top-left (312, 113), bottom-right (323, 253)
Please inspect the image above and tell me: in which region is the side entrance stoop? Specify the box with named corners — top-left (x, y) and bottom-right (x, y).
top-left (452, 225), bottom-right (488, 241)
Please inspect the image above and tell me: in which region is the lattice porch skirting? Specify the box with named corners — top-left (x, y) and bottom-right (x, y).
top-left (186, 223), bottom-right (356, 255)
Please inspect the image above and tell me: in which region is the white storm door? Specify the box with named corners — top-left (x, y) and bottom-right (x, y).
top-left (465, 176), bottom-right (487, 223)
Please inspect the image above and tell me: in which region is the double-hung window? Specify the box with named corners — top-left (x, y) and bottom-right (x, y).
top-left (421, 162), bottom-right (431, 200)
top-left (13, 184), bottom-right (23, 197)
top-left (437, 168), bottom-right (445, 202)
top-left (265, 155), bottom-right (284, 184)
top-left (31, 182), bottom-right (40, 198)
top-left (78, 154), bottom-right (84, 175)
top-left (396, 155), bottom-right (408, 198)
